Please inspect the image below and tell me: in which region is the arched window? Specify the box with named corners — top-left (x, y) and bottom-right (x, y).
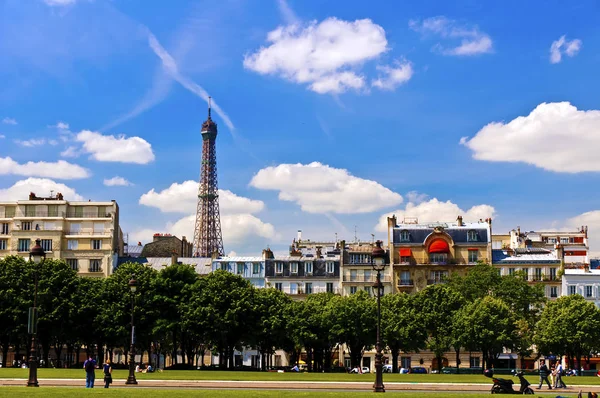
top-left (467, 230), bottom-right (478, 242)
top-left (400, 230), bottom-right (410, 242)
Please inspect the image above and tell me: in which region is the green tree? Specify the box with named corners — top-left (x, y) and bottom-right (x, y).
top-left (416, 284), bottom-right (464, 372)
top-left (381, 293), bottom-right (426, 373)
top-left (329, 291), bottom-right (376, 369)
top-left (252, 288), bottom-right (292, 370)
top-left (453, 296), bottom-right (516, 370)
top-left (534, 295), bottom-right (600, 369)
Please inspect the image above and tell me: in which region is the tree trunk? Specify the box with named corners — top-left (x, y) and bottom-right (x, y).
top-left (14, 341), bottom-right (20, 367)
top-left (1, 336), bottom-right (9, 368)
top-left (455, 347), bottom-right (460, 374)
top-left (54, 343), bottom-right (63, 368)
top-left (75, 346), bottom-right (81, 367)
top-left (436, 354), bottom-right (442, 373)
top-left (324, 348), bottom-right (332, 372)
top-left (41, 339), bottom-right (50, 368)
top-left (228, 347), bottom-right (234, 370)
top-left (172, 333), bottom-right (178, 365)
top-left (307, 347), bottom-right (313, 372)
top-left (391, 346), bottom-right (399, 374)
top-left (98, 345), bottom-right (104, 367)
top-left (349, 344), bottom-right (362, 369)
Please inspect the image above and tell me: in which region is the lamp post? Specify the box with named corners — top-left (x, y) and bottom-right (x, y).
top-left (371, 240), bottom-right (386, 393)
top-left (125, 275), bottom-right (138, 385)
top-left (27, 239), bottom-right (45, 387)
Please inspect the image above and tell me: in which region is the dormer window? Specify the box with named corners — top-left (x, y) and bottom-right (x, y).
top-left (467, 230), bottom-right (478, 242)
top-left (400, 230), bottom-right (410, 242)
top-left (290, 262), bottom-right (298, 274)
top-left (305, 262), bottom-right (313, 275)
top-left (275, 262), bottom-right (283, 274)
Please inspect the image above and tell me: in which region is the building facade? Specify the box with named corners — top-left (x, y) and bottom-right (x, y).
top-left (386, 215), bottom-right (492, 293)
top-left (0, 193), bottom-right (122, 277)
top-left (212, 256), bottom-right (266, 288)
top-left (562, 269), bottom-right (600, 308)
top-left (140, 234), bottom-right (193, 257)
top-left (339, 240), bottom-right (393, 296)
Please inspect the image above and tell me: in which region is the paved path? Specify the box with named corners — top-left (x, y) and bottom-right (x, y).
top-left (0, 378), bottom-right (596, 393)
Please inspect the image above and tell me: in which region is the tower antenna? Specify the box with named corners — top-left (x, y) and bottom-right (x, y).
top-left (208, 96), bottom-right (212, 118)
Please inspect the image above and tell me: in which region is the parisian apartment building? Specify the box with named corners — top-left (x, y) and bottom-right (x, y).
top-left (0, 192), bottom-right (123, 277)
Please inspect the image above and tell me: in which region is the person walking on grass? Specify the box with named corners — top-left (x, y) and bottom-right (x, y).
top-left (538, 359), bottom-right (552, 390)
top-left (103, 359), bottom-right (113, 389)
top-left (83, 355), bottom-right (97, 388)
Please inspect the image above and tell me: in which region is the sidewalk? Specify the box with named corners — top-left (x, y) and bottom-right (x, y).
top-left (0, 378), bottom-right (596, 393)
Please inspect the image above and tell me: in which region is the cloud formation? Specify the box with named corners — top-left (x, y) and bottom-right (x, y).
top-left (550, 35), bottom-right (582, 64)
top-left (0, 156), bottom-right (90, 179)
top-left (461, 102), bottom-right (600, 173)
top-left (250, 162), bottom-right (403, 213)
top-left (76, 130), bottom-right (155, 164)
top-left (244, 17), bottom-right (407, 94)
top-left (0, 178), bottom-right (83, 201)
top-left (103, 176), bottom-right (132, 186)
top-left (409, 16), bottom-right (492, 56)
top-left (376, 197), bottom-right (495, 232)
top-left (2, 117), bottom-right (17, 125)
top-left (372, 61), bottom-right (414, 90)
top-left (14, 139), bottom-right (46, 147)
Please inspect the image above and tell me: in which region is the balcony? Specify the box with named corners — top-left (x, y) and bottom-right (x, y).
top-left (66, 211), bottom-right (111, 218)
top-left (342, 275), bottom-right (392, 283)
top-left (65, 229), bottom-right (110, 236)
top-left (13, 225), bottom-right (62, 232)
top-left (398, 280), bottom-right (414, 287)
top-left (16, 211), bottom-right (65, 218)
top-left (427, 279), bottom-right (446, 285)
top-left (279, 286), bottom-right (340, 295)
top-left (87, 267), bottom-right (103, 273)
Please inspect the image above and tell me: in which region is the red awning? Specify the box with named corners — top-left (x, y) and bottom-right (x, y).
top-left (429, 239), bottom-right (449, 253)
top-left (468, 248), bottom-right (479, 251)
top-left (399, 248), bottom-right (411, 256)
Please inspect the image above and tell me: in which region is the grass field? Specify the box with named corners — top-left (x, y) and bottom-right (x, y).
top-left (0, 368), bottom-right (599, 385)
top-left (0, 389), bottom-right (583, 398)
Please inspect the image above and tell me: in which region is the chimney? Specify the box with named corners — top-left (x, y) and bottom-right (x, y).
top-left (387, 215), bottom-right (397, 229)
top-left (137, 242), bottom-right (142, 246)
top-left (517, 226), bottom-right (521, 236)
top-left (171, 251), bottom-right (177, 265)
top-left (297, 230), bottom-right (302, 242)
top-left (456, 215), bottom-right (463, 227)
top-left (262, 247), bottom-right (274, 260)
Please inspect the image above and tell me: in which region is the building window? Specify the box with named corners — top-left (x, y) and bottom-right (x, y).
top-left (290, 283), bottom-right (298, 294)
top-left (70, 223), bottom-right (81, 233)
top-left (400, 357), bottom-right (411, 369)
top-left (237, 263), bottom-right (244, 275)
top-left (73, 207), bottom-right (83, 217)
top-left (4, 207), bottom-right (15, 218)
top-left (40, 239), bottom-right (52, 252)
top-left (48, 205), bottom-right (58, 217)
top-left (326, 282), bottom-right (334, 293)
top-left (253, 263), bottom-right (260, 274)
top-left (1, 223), bottom-right (8, 234)
top-left (22, 222), bottom-right (32, 231)
top-left (568, 285), bottom-right (576, 296)
top-left (0, 240), bottom-right (6, 251)
top-left (364, 286), bottom-right (371, 296)
top-left (18, 239), bottom-right (30, 252)
top-left (67, 240), bottom-right (78, 250)
top-left (220, 263), bottom-right (227, 271)
top-left (350, 270), bottom-right (357, 281)
top-left (400, 271), bottom-right (411, 285)
top-left (535, 268), bottom-right (543, 281)
top-left (67, 259), bottom-right (79, 271)
top-left (364, 270), bottom-right (372, 282)
top-left (25, 206), bottom-right (35, 217)
top-left (467, 230), bottom-right (478, 242)
top-left (275, 262), bottom-right (283, 274)
top-left (508, 268), bottom-right (515, 276)
top-left (349, 286), bottom-right (357, 294)
top-left (290, 262), bottom-right (298, 274)
top-left (304, 262), bottom-right (313, 275)
top-left (560, 237), bottom-right (569, 244)
top-left (89, 259), bottom-right (102, 272)
top-left (275, 283), bottom-right (282, 291)
top-left (549, 268), bottom-right (557, 281)
top-left (429, 271), bottom-right (448, 284)
top-left (400, 256), bottom-right (410, 264)
top-left (521, 268), bottom-right (529, 281)
top-left (470, 357), bottom-right (480, 368)
top-left (430, 253), bottom-right (447, 264)
top-left (326, 261), bottom-right (335, 274)
top-left (92, 239), bottom-right (102, 250)
top-left (586, 285), bottom-right (593, 298)
top-left (97, 206), bottom-right (108, 218)
top-left (305, 283), bottom-right (312, 295)
top-left (550, 286), bottom-right (558, 298)
top-left (400, 230), bottom-right (410, 242)
top-left (468, 250), bottom-right (478, 263)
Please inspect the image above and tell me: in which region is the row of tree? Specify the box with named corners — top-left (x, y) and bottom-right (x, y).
top-left (1, 255), bottom-right (599, 372)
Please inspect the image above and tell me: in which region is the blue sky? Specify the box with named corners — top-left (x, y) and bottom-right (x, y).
top-left (1, 0), bottom-right (600, 255)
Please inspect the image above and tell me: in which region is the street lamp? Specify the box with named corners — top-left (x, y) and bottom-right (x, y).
top-left (371, 240), bottom-right (386, 393)
top-left (27, 239), bottom-right (45, 387)
top-left (125, 275), bottom-right (138, 385)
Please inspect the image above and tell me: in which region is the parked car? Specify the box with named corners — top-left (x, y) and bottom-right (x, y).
top-left (410, 367), bottom-right (428, 374)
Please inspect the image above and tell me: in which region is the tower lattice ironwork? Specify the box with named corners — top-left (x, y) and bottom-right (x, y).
top-left (193, 98), bottom-right (224, 257)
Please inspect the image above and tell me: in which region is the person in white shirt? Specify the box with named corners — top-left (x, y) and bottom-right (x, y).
top-left (554, 361), bottom-right (566, 388)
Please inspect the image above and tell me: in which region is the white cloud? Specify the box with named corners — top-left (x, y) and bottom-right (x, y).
top-left (43, 0), bottom-right (77, 6)
top-left (139, 180), bottom-right (265, 215)
top-left (2, 117), bottom-right (17, 125)
top-left (0, 178), bottom-right (84, 201)
top-left (550, 35), bottom-right (582, 64)
top-left (0, 156), bottom-right (90, 179)
top-left (461, 102), bottom-right (600, 173)
top-left (75, 130), bottom-right (155, 164)
top-left (250, 162), bottom-right (402, 214)
top-left (244, 17), bottom-right (393, 94)
top-left (0, 134), bottom-right (5, 139)
top-left (409, 16), bottom-right (493, 56)
top-left (49, 121), bottom-right (70, 130)
top-left (372, 60), bottom-right (413, 90)
top-left (14, 139), bottom-right (46, 147)
top-left (277, 0), bottom-right (300, 26)
top-left (375, 198), bottom-right (495, 232)
top-left (103, 176), bottom-right (132, 187)
top-left (147, 32), bottom-right (235, 131)
top-left (60, 146), bottom-right (79, 158)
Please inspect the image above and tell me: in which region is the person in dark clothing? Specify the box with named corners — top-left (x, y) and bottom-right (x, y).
top-left (103, 359), bottom-right (113, 389)
top-left (83, 356), bottom-right (97, 388)
top-left (538, 360), bottom-right (552, 390)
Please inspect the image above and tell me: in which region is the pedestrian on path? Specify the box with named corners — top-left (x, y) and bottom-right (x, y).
top-left (555, 360), bottom-right (567, 389)
top-left (83, 356), bottom-right (97, 388)
top-left (103, 359), bottom-right (113, 389)
top-left (537, 360), bottom-right (552, 390)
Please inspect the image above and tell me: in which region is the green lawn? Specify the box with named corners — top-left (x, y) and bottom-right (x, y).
top-left (0, 368), bottom-right (599, 385)
top-left (0, 389), bottom-right (582, 398)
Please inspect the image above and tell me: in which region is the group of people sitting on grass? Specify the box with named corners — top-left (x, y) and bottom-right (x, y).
top-left (135, 362), bottom-right (155, 373)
